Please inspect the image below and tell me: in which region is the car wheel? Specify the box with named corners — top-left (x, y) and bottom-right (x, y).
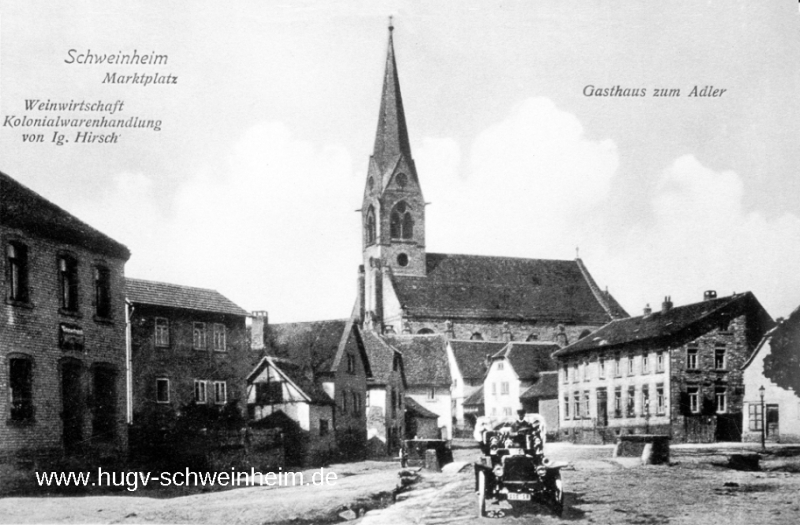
top-left (477, 470), bottom-right (486, 517)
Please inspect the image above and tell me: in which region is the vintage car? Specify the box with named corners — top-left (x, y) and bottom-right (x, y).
top-left (473, 417), bottom-right (564, 518)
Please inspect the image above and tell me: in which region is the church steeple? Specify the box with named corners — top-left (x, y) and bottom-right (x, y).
top-left (372, 19), bottom-right (412, 173)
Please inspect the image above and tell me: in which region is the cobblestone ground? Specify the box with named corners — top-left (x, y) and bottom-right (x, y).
top-left (361, 443), bottom-right (800, 525)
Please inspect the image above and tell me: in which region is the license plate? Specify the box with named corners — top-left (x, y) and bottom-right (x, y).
top-left (508, 493), bottom-right (531, 501)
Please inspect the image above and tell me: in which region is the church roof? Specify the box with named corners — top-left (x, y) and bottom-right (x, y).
top-left (391, 253), bottom-right (627, 324)
top-left (449, 340), bottom-right (506, 381)
top-left (126, 278), bottom-right (248, 316)
top-left (491, 341), bottom-right (560, 380)
top-left (553, 292), bottom-right (773, 358)
top-left (382, 334), bottom-right (451, 387)
top-left (0, 170), bottom-right (130, 260)
top-left (371, 24), bottom-right (412, 175)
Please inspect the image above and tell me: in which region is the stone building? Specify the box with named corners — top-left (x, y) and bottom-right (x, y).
top-left (355, 24), bottom-right (628, 345)
top-left (251, 317), bottom-right (370, 460)
top-left (742, 306), bottom-right (800, 443)
top-left (1, 170), bottom-right (130, 459)
top-left (553, 291), bottom-right (773, 443)
top-left (126, 278), bottom-right (250, 420)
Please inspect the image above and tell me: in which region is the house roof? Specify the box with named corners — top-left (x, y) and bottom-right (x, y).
top-left (449, 340), bottom-right (506, 380)
top-left (382, 334), bottom-right (451, 387)
top-left (404, 396), bottom-right (440, 420)
top-left (491, 341), bottom-right (561, 380)
top-left (520, 371), bottom-right (559, 399)
top-left (247, 356), bottom-right (333, 405)
top-left (463, 385), bottom-right (484, 407)
top-left (0, 170), bottom-right (130, 260)
top-left (126, 278), bottom-right (248, 316)
top-left (268, 319), bottom-right (349, 374)
top-left (391, 254), bottom-right (627, 324)
top-left (361, 328), bottom-right (405, 386)
top-left (554, 292), bottom-right (773, 358)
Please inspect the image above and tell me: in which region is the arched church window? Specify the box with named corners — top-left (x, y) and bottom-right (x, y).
top-left (470, 332), bottom-right (484, 341)
top-left (417, 328), bottom-right (434, 335)
top-left (365, 206), bottom-right (376, 245)
top-left (390, 201), bottom-right (414, 240)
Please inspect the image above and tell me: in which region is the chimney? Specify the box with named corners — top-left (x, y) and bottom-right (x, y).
top-left (357, 265), bottom-right (366, 325)
top-left (704, 290), bottom-right (717, 301)
top-left (643, 304), bottom-right (652, 316)
top-left (444, 319), bottom-right (456, 339)
top-left (661, 296), bottom-right (673, 314)
top-left (251, 311), bottom-right (268, 350)
top-left (502, 322), bottom-right (513, 342)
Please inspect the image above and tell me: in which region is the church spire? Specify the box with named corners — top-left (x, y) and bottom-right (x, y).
top-left (372, 18), bottom-right (412, 172)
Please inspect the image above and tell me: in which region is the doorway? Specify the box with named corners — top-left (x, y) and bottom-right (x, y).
top-left (61, 361), bottom-right (83, 453)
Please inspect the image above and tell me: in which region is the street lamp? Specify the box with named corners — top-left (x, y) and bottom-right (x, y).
top-left (759, 385), bottom-right (765, 452)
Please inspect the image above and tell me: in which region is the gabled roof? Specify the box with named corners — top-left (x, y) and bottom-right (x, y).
top-left (0, 170), bottom-right (130, 260)
top-left (391, 254), bottom-right (627, 324)
top-left (491, 341), bottom-right (560, 380)
top-left (404, 396), bottom-right (440, 420)
top-left (361, 328), bottom-right (406, 386)
top-left (520, 371), bottom-right (559, 399)
top-left (247, 356), bottom-right (333, 405)
top-left (267, 319), bottom-right (372, 378)
top-left (554, 292), bottom-right (773, 358)
top-left (126, 278), bottom-right (248, 316)
top-left (382, 334), bottom-right (451, 387)
top-left (448, 340), bottom-right (506, 380)
top-left (463, 385), bottom-right (484, 407)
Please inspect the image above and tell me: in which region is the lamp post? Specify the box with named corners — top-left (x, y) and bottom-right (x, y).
top-left (759, 385), bottom-right (766, 452)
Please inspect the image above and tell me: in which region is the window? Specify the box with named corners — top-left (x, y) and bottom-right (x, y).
top-left (626, 386), bottom-right (635, 417)
top-left (656, 384), bottom-right (665, 415)
top-left (7, 242), bottom-right (29, 303)
top-left (193, 322), bottom-right (207, 350)
top-left (389, 201), bottom-right (414, 239)
top-left (715, 388), bottom-right (727, 413)
top-left (320, 419), bottom-right (329, 436)
top-left (351, 392), bottom-right (359, 416)
top-left (92, 366), bottom-right (117, 440)
top-left (614, 387), bottom-right (622, 418)
top-left (614, 355), bottom-right (621, 377)
top-left (563, 395), bottom-right (570, 419)
top-left (641, 385), bottom-right (650, 416)
top-left (562, 365), bottom-right (569, 384)
top-left (365, 206), bottom-right (376, 245)
top-left (686, 348), bottom-right (698, 370)
top-left (9, 357), bottom-right (34, 421)
top-left (749, 404), bottom-right (763, 431)
top-left (256, 381), bottom-right (282, 404)
top-left (491, 383), bottom-right (497, 395)
top-left (395, 172), bottom-right (408, 187)
top-left (397, 253), bottom-right (409, 267)
top-left (417, 328), bottom-right (434, 334)
top-left (688, 387), bottom-right (700, 413)
top-left (213, 324), bottom-right (226, 352)
top-left (428, 387), bottom-right (436, 400)
top-left (500, 382), bottom-right (509, 395)
top-left (715, 347), bottom-right (726, 370)
top-left (214, 381), bottom-right (227, 405)
top-left (390, 389), bottom-right (395, 418)
top-left (155, 318), bottom-right (169, 347)
top-left (94, 265), bottom-right (111, 318)
top-left (583, 360), bottom-right (591, 381)
top-left (156, 378), bottom-right (170, 403)
top-left (573, 392), bottom-right (581, 418)
top-left (470, 332), bottom-right (483, 341)
top-left (497, 362), bottom-right (504, 371)
top-left (59, 255), bottom-right (79, 311)
top-left (656, 351), bottom-right (665, 372)
top-left (503, 407), bottom-right (512, 416)
top-left (627, 354), bottom-right (635, 376)
top-left (526, 332), bottom-right (539, 341)
top-left (572, 363), bottom-right (579, 383)
top-left (642, 353), bottom-right (650, 374)
top-left (599, 357), bottom-right (606, 379)
top-left (346, 354), bottom-right (356, 373)
top-left (583, 391), bottom-right (590, 418)
top-left (194, 380), bottom-right (208, 403)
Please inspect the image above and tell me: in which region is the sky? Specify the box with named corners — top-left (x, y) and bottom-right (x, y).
top-left (2, 0), bottom-right (800, 323)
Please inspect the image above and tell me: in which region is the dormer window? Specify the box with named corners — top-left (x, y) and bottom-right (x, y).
top-left (390, 201), bottom-right (413, 240)
top-left (365, 206), bottom-right (376, 245)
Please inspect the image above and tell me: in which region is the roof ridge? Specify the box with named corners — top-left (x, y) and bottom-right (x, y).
top-left (427, 252), bottom-right (575, 263)
top-left (575, 257), bottom-right (616, 320)
top-left (127, 276), bottom-right (222, 294)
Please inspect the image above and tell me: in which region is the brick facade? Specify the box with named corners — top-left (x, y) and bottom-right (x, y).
top-left (1, 218), bottom-right (129, 460)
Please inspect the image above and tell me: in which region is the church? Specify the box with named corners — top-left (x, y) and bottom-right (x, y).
top-left (355, 23), bottom-right (628, 345)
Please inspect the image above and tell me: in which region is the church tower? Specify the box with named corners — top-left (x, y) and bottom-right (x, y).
top-left (360, 21), bottom-right (426, 329)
